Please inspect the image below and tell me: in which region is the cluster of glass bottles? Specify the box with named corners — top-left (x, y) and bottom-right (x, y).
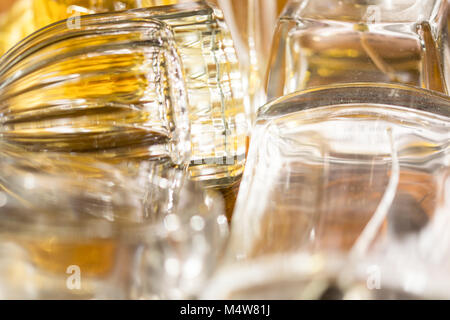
top-left (0, 0), bottom-right (448, 299)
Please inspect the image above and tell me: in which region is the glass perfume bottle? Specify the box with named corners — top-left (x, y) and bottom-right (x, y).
top-left (0, 146), bottom-right (228, 299)
top-left (0, 15), bottom-right (190, 165)
top-left (209, 172), bottom-right (450, 300)
top-left (136, 3), bottom-right (248, 187)
top-left (209, 0), bottom-right (289, 120)
top-left (0, 2), bottom-right (248, 190)
top-left (227, 84), bottom-right (449, 261)
top-left (266, 0), bottom-right (450, 102)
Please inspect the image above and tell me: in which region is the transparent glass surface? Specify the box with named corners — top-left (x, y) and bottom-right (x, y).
top-left (0, 1), bottom-right (185, 56)
top-left (266, 0), bottom-right (450, 101)
top-left (0, 15), bottom-right (190, 165)
top-left (209, 0), bottom-right (289, 121)
top-left (228, 84), bottom-right (449, 263)
top-left (209, 180), bottom-right (450, 300)
top-left (130, 2), bottom-right (247, 185)
top-left (203, 247), bottom-right (450, 300)
top-left (3, 0), bottom-right (286, 122)
top-left (0, 1), bottom-right (248, 187)
top-left (0, 145), bottom-right (228, 299)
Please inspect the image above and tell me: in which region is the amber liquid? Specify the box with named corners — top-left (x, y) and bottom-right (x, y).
top-left (0, 0), bottom-right (181, 57)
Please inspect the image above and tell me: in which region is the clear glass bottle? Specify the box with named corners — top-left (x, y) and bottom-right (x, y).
top-left (0, 146), bottom-right (228, 299)
top-left (136, 3), bottom-right (248, 187)
top-left (266, 0), bottom-right (450, 101)
top-left (0, 2), bottom-right (248, 190)
top-left (0, 15), bottom-right (191, 165)
top-left (228, 83), bottom-right (449, 262)
top-left (209, 168), bottom-right (450, 300)
top-left (209, 0), bottom-right (289, 121)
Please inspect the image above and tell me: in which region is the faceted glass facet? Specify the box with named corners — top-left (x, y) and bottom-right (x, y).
top-left (266, 0), bottom-right (450, 101)
top-left (209, 0), bottom-right (289, 120)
